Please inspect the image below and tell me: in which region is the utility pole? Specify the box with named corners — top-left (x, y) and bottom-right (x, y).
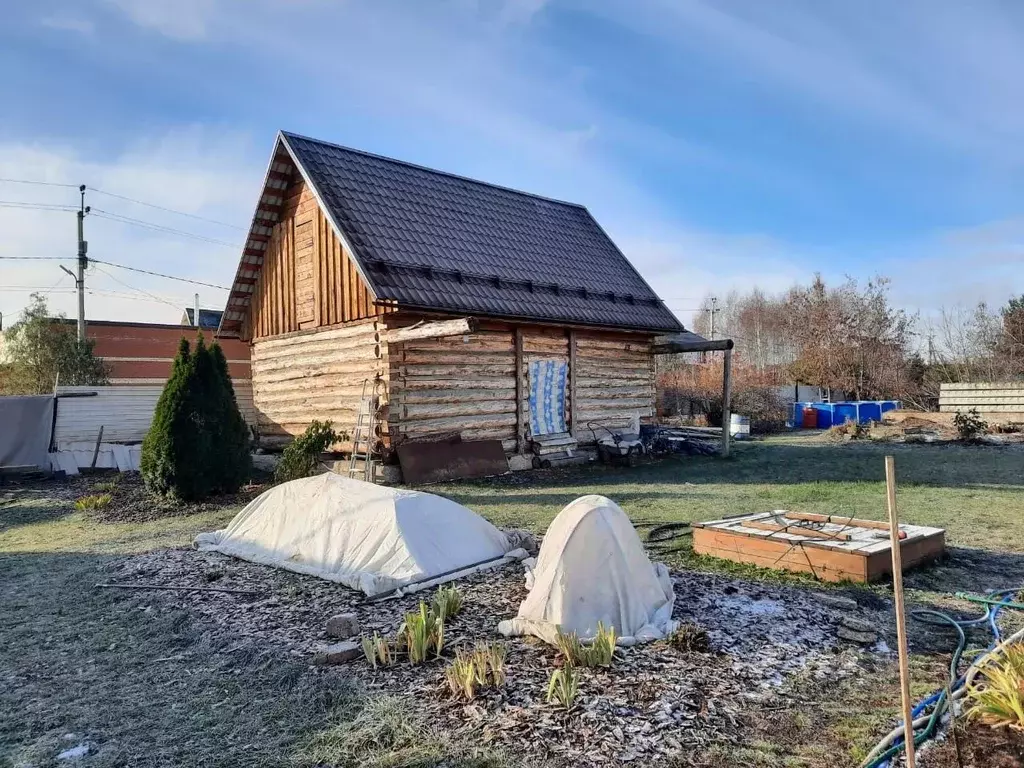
top-left (75, 186), bottom-right (90, 341)
top-left (708, 297), bottom-right (718, 341)
top-left (927, 333), bottom-right (935, 366)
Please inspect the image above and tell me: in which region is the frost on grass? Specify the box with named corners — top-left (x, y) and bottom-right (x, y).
top-left (301, 696), bottom-right (510, 768)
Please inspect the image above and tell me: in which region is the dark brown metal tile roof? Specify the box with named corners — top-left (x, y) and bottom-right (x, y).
top-left (282, 131), bottom-right (682, 333)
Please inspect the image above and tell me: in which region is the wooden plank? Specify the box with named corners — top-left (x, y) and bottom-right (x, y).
top-left (515, 327), bottom-right (525, 454)
top-left (275, 226), bottom-right (285, 336)
top-left (693, 527), bottom-right (868, 582)
top-left (359, 260), bottom-right (370, 319)
top-left (343, 250), bottom-right (354, 321)
top-left (786, 512), bottom-right (893, 532)
top-left (569, 329), bottom-right (578, 433)
top-left (743, 519), bottom-right (852, 542)
top-left (286, 217), bottom-right (295, 331)
top-left (694, 543), bottom-right (865, 583)
top-left (330, 222), bottom-right (339, 324)
top-left (865, 532), bottom-right (946, 581)
top-left (314, 209), bottom-right (324, 326)
top-left (330, 233), bottom-right (340, 325)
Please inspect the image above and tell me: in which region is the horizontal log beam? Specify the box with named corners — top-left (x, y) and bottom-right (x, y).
top-left (652, 334), bottom-right (734, 354)
top-left (386, 317), bottom-right (478, 344)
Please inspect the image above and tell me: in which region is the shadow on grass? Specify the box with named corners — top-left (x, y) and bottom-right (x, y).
top-left (0, 549), bottom-right (511, 768)
top-left (907, 546), bottom-right (1024, 595)
top-left (0, 550), bottom-right (344, 768)
top-left (0, 494), bottom-right (74, 533)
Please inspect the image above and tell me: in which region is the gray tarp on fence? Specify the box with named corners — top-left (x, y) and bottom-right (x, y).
top-left (0, 395), bottom-right (54, 469)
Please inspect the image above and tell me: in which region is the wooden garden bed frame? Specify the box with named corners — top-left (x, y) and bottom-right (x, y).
top-left (692, 511), bottom-right (946, 583)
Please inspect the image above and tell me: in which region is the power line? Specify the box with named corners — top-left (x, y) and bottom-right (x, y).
top-left (91, 263), bottom-right (182, 309)
top-left (0, 256), bottom-right (67, 261)
top-left (0, 255), bottom-right (229, 291)
top-left (0, 178), bottom-right (244, 230)
top-left (0, 178), bottom-right (79, 189)
top-left (90, 188), bottom-right (245, 230)
top-left (90, 258), bottom-right (231, 291)
top-left (91, 208), bottom-right (241, 248)
top-left (0, 201), bottom-right (79, 211)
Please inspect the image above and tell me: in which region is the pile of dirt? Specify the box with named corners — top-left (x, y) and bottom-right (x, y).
top-left (108, 547), bottom-right (890, 766)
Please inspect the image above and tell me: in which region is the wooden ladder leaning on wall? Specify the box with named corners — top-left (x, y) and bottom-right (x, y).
top-left (347, 378), bottom-right (379, 482)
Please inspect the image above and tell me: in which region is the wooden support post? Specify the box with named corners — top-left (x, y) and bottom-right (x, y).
top-left (721, 346), bottom-right (733, 457)
top-left (568, 329), bottom-right (578, 438)
top-left (515, 327), bottom-right (525, 455)
top-left (886, 455), bottom-right (917, 768)
top-left (90, 425), bottom-right (104, 469)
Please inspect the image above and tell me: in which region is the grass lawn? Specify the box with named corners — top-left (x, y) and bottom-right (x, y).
top-left (2, 437), bottom-right (1023, 768)
top-left (433, 436), bottom-right (1024, 565)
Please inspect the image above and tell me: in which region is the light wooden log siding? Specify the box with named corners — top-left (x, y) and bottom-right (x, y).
top-left (387, 328), bottom-right (519, 451)
top-left (246, 178), bottom-right (386, 341)
top-left (251, 320), bottom-right (383, 440)
top-left (386, 321), bottom-right (656, 454)
top-left (571, 332), bottom-right (655, 442)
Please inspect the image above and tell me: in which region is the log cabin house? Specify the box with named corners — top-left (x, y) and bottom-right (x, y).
top-left (218, 131), bottom-right (684, 467)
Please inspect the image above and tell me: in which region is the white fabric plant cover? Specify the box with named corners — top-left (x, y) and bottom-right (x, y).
top-left (498, 495), bottom-right (678, 646)
top-left (195, 473), bottom-right (523, 596)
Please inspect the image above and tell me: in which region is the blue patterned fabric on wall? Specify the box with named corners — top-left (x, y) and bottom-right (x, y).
top-left (528, 358), bottom-right (568, 436)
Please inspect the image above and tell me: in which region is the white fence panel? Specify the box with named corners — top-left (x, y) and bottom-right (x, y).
top-left (53, 381), bottom-right (256, 451)
top-left (939, 382), bottom-right (1024, 415)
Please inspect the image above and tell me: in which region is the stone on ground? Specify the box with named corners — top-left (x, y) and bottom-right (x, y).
top-left (837, 626), bottom-right (878, 644)
top-left (57, 744), bottom-right (91, 760)
top-left (816, 593), bottom-right (859, 611)
top-left (840, 615), bottom-right (875, 634)
top-left (326, 613), bottom-right (360, 638)
top-left (313, 641), bottom-right (362, 665)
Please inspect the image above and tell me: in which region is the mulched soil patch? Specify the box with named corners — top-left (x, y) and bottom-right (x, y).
top-left (55, 472), bottom-right (268, 523)
top-left (108, 547), bottom-right (889, 766)
top-left (923, 723), bottom-right (1024, 767)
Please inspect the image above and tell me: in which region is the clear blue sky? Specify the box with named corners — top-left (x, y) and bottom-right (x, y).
top-left (1, 0), bottom-right (1022, 328)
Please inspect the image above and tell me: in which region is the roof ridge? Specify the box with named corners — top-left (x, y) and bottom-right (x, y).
top-left (280, 130), bottom-right (589, 211)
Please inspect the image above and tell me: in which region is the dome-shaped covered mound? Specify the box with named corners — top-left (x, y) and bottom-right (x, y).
top-left (498, 495), bottom-right (677, 645)
top-left (195, 473), bottom-right (521, 596)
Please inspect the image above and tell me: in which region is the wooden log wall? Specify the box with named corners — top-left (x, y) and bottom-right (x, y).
top-left (570, 331), bottom-right (656, 444)
top-left (250, 319), bottom-right (384, 442)
top-left (384, 318), bottom-right (656, 454)
top-left (386, 326), bottom-right (519, 452)
top-left (245, 178), bottom-right (384, 341)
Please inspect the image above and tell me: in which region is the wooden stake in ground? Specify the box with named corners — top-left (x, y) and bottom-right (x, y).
top-left (886, 455), bottom-right (917, 768)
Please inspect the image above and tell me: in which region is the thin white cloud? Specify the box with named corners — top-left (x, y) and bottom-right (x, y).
top-left (40, 14), bottom-right (96, 35)
top-left (585, 0), bottom-right (1024, 165)
top-left (0, 128), bottom-right (262, 325)
top-left (498, 0), bottom-right (550, 25)
top-left (102, 0), bottom-right (225, 40)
